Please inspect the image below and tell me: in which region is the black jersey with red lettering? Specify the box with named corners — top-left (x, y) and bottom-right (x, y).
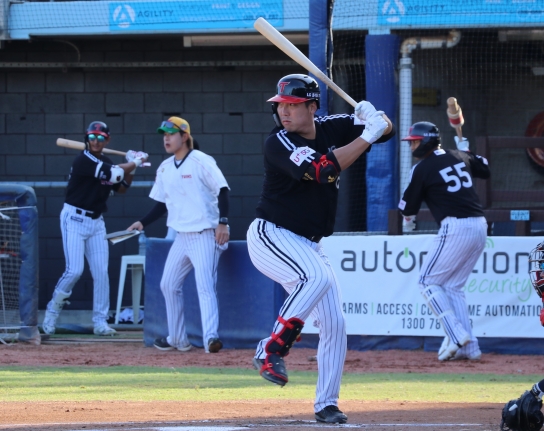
top-left (255, 114), bottom-right (396, 239)
top-left (65, 150), bottom-right (122, 214)
top-left (399, 148), bottom-right (490, 223)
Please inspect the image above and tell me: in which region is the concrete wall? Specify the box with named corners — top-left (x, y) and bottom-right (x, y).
top-left (0, 37), bottom-right (299, 311)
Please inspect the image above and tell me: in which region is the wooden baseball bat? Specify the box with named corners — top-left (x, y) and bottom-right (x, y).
top-left (57, 138), bottom-right (127, 156)
top-left (254, 17), bottom-right (357, 108)
top-left (446, 97), bottom-right (464, 140)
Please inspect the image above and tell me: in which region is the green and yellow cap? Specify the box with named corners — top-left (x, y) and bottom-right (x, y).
top-left (157, 117), bottom-right (191, 135)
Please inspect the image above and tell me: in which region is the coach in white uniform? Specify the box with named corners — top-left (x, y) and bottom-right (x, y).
top-left (128, 117), bottom-right (230, 353)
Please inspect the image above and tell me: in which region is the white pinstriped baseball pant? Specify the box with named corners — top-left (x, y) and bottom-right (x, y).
top-left (47, 203), bottom-right (110, 326)
top-left (247, 219), bottom-right (347, 412)
top-left (419, 216), bottom-right (487, 357)
top-left (160, 228), bottom-right (227, 352)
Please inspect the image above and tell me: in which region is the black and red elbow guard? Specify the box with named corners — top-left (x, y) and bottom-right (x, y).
top-left (309, 152), bottom-right (341, 184)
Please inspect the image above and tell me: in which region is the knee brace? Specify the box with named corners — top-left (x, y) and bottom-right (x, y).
top-left (265, 316), bottom-right (304, 357)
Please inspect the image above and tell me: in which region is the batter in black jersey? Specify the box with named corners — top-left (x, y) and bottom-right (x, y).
top-left (65, 151), bottom-right (122, 213)
top-left (42, 121), bottom-right (148, 337)
top-left (256, 113), bottom-right (392, 239)
top-left (247, 74), bottom-right (395, 424)
top-left (399, 121), bottom-right (490, 362)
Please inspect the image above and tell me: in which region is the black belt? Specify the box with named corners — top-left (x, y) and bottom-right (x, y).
top-left (75, 209), bottom-right (101, 219)
top-left (306, 235), bottom-right (323, 243)
top-left (273, 223), bottom-right (322, 243)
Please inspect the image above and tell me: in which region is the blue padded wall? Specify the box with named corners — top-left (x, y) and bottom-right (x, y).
top-left (365, 35), bottom-right (401, 231)
top-left (309, 0), bottom-right (332, 116)
top-left (143, 239), bottom-right (285, 349)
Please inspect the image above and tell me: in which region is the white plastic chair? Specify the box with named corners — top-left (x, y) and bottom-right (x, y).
top-left (114, 255), bottom-right (145, 324)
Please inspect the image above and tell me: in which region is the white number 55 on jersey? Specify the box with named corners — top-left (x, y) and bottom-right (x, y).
top-left (439, 162), bottom-right (472, 192)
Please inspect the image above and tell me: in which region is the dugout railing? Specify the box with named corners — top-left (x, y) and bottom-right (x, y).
top-left (389, 136), bottom-right (544, 236)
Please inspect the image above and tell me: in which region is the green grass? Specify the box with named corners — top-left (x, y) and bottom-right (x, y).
top-left (0, 366), bottom-right (536, 403)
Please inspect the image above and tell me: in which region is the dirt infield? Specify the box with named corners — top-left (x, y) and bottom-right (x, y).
top-left (0, 338), bottom-right (536, 430)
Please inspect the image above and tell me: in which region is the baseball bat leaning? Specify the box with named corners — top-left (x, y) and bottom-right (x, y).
top-left (446, 97), bottom-right (464, 140)
top-left (254, 17), bottom-right (357, 108)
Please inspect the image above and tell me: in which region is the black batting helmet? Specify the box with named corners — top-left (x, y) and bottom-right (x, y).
top-left (268, 74), bottom-right (320, 108)
top-left (86, 121), bottom-right (110, 138)
top-left (84, 121), bottom-right (110, 148)
top-left (402, 121), bottom-right (441, 158)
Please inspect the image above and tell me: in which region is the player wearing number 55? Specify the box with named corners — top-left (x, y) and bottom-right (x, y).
top-left (42, 121), bottom-right (149, 337)
top-left (398, 121), bottom-right (490, 362)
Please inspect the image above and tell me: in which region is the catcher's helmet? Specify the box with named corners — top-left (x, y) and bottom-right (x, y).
top-left (529, 242), bottom-right (544, 298)
top-left (267, 74), bottom-right (320, 108)
top-left (402, 121), bottom-right (441, 158)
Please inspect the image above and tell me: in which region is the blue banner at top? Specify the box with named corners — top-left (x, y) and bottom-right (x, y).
top-left (377, 0), bottom-right (544, 27)
top-left (109, 1), bottom-right (283, 31)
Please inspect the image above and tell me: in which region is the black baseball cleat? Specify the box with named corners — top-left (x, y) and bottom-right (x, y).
top-left (253, 354), bottom-right (288, 386)
top-left (315, 405), bottom-right (348, 424)
top-left (208, 338), bottom-right (223, 353)
top-left (154, 337), bottom-right (192, 352)
top-left (153, 337), bottom-right (175, 351)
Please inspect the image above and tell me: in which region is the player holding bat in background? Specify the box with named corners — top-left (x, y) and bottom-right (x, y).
top-left (42, 121), bottom-right (148, 336)
top-left (399, 112), bottom-right (490, 361)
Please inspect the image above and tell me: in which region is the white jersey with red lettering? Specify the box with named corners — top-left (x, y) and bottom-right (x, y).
top-left (150, 149), bottom-right (229, 352)
top-left (150, 150), bottom-right (228, 233)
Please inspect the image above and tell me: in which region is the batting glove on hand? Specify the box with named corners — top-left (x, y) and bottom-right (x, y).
top-left (355, 100), bottom-right (377, 124)
top-left (125, 150), bottom-right (138, 163)
top-left (126, 151), bottom-right (149, 162)
top-left (130, 152), bottom-right (150, 174)
top-left (134, 152), bottom-right (149, 165)
top-left (361, 111), bottom-right (387, 144)
top-left (135, 151), bottom-right (149, 161)
top-left (403, 215), bottom-right (417, 232)
top-left (454, 136), bottom-right (470, 152)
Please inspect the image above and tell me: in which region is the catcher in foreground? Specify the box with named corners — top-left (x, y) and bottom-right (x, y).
top-left (500, 242), bottom-right (544, 431)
